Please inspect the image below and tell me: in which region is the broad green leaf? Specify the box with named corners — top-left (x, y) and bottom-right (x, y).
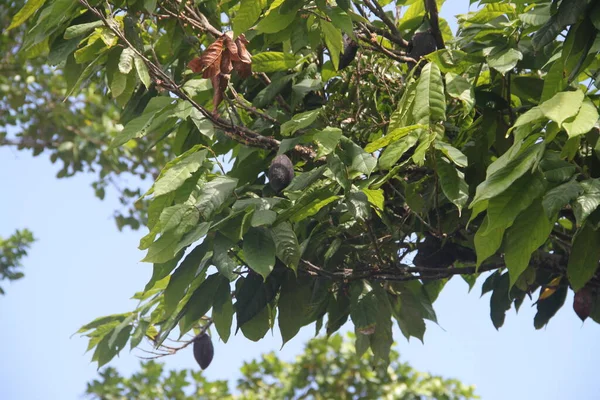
top-left (233, 0), bottom-right (266, 37)
top-left (278, 274), bottom-right (314, 345)
top-left (256, 7), bottom-right (297, 33)
top-left (539, 90), bottom-right (585, 127)
top-left (364, 124), bottom-right (426, 153)
top-left (445, 72), bottom-right (475, 113)
top-left (243, 227), bottom-right (276, 280)
top-left (271, 222), bottom-right (300, 272)
top-left (212, 276), bottom-right (233, 343)
top-left (534, 285), bottom-right (567, 329)
top-left (542, 180), bottom-right (583, 219)
top-left (489, 273), bottom-right (511, 329)
top-left (235, 273), bottom-right (281, 329)
top-left (118, 48), bottom-right (135, 74)
top-left (362, 188), bottom-right (385, 211)
top-left (134, 55), bottom-right (151, 89)
top-left (378, 132), bottom-right (419, 170)
top-left (290, 195), bottom-right (341, 223)
top-left (487, 48), bottom-right (523, 74)
top-left (437, 157), bottom-right (469, 214)
top-left (280, 109), bottom-right (322, 136)
top-left (474, 215), bottom-right (505, 267)
top-left (435, 141), bottom-right (468, 167)
top-left (153, 151), bottom-right (207, 197)
top-left (349, 282), bottom-right (378, 335)
top-left (482, 173), bottom-right (546, 236)
top-left (78, 313), bottom-right (132, 333)
top-left (64, 21), bottom-right (104, 39)
top-left (212, 233), bottom-right (238, 281)
top-left (179, 274), bottom-right (221, 334)
top-left (470, 143), bottom-right (544, 208)
top-left (504, 200), bottom-right (554, 288)
top-left (7, 0), bottom-right (46, 31)
top-left (141, 231), bottom-right (180, 263)
top-left (195, 176), bottom-right (238, 219)
top-left (240, 306), bottom-right (271, 341)
top-left (340, 137), bottom-right (377, 176)
top-left (320, 20), bottom-right (343, 70)
top-left (164, 243), bottom-right (211, 314)
top-left (110, 97), bottom-right (174, 148)
top-left (251, 209), bottom-right (277, 227)
top-left (563, 98), bottom-right (599, 138)
top-left (568, 224), bottom-right (600, 291)
top-left (313, 127), bottom-right (343, 157)
top-left (413, 62), bottom-right (446, 125)
top-left (174, 222), bottom-right (211, 254)
top-left (252, 52), bottom-right (299, 72)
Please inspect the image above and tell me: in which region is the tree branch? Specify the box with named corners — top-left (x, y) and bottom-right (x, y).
top-left (362, 0), bottom-right (409, 48)
top-left (424, 0), bottom-right (445, 50)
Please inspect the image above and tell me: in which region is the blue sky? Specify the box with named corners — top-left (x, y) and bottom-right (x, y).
top-left (1, 1), bottom-right (599, 399)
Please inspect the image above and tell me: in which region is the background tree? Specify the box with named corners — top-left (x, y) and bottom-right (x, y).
top-left (6, 0), bottom-right (600, 370)
top-left (0, 229), bottom-right (34, 294)
top-left (85, 333), bottom-right (477, 400)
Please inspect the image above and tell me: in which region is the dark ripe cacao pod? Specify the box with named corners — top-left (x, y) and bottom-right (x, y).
top-left (573, 286), bottom-right (593, 322)
top-left (192, 333), bottom-right (214, 369)
top-left (408, 31), bottom-right (437, 70)
top-left (268, 154), bottom-right (294, 192)
top-left (338, 34), bottom-right (359, 70)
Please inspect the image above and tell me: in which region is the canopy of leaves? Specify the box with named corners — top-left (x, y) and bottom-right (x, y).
top-left (0, 229), bottom-right (35, 294)
top-left (8, 0), bottom-right (600, 368)
top-left (85, 333), bottom-right (477, 400)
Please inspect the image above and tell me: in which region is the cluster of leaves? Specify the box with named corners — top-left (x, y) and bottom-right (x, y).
top-left (10, 0), bottom-right (600, 370)
top-left (1, 0), bottom-right (175, 230)
top-left (0, 229), bottom-right (35, 294)
top-left (85, 333), bottom-right (477, 400)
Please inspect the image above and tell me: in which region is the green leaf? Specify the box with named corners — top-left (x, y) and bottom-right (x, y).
top-left (64, 21), bottom-right (104, 39)
top-left (212, 233), bottom-right (238, 281)
top-left (256, 7), bottom-right (297, 33)
top-left (534, 284), bottom-right (567, 329)
top-left (437, 157), bottom-right (469, 214)
top-left (568, 224), bottom-right (600, 291)
top-left (542, 180), bottom-right (583, 219)
top-left (134, 55), bottom-right (151, 89)
top-left (563, 98), bottom-right (599, 138)
top-left (271, 222), bottom-right (300, 272)
top-left (378, 132), bottom-right (419, 170)
top-left (141, 231), bottom-right (180, 263)
top-left (251, 209), bottom-right (277, 227)
top-left (240, 306), bottom-right (271, 341)
top-left (487, 47), bottom-right (523, 74)
top-left (504, 200), bottom-right (554, 288)
top-left (364, 124), bottom-right (426, 153)
top-left (435, 141), bottom-right (468, 167)
top-left (470, 143), bottom-right (544, 209)
top-left (118, 48), bottom-right (135, 74)
top-left (445, 72), bottom-right (475, 113)
top-left (252, 52), bottom-right (299, 72)
top-left (280, 108), bottom-right (322, 136)
top-left (413, 62), bottom-right (446, 125)
top-left (474, 215), bottom-right (505, 267)
top-left (539, 90), bottom-right (585, 127)
top-left (349, 282), bottom-right (378, 335)
top-left (110, 97), bottom-right (175, 148)
top-left (235, 273), bottom-right (281, 329)
top-left (212, 275), bottom-right (234, 343)
top-left (340, 137), bottom-right (377, 176)
top-left (153, 150), bottom-right (207, 197)
top-left (320, 20), bottom-right (343, 70)
top-left (243, 227), bottom-right (276, 280)
top-left (179, 273), bottom-right (221, 334)
top-left (164, 242), bottom-right (211, 315)
top-left (7, 0), bottom-right (46, 31)
top-left (482, 173), bottom-right (547, 237)
top-left (233, 0), bottom-right (266, 37)
top-left (489, 273), bottom-right (511, 329)
top-left (195, 176), bottom-right (238, 219)
top-left (278, 274), bottom-right (314, 346)
top-left (78, 313), bottom-right (132, 333)
top-left (313, 127), bottom-right (343, 157)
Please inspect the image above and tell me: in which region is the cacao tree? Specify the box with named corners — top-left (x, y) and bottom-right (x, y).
top-left (6, 0), bottom-right (600, 368)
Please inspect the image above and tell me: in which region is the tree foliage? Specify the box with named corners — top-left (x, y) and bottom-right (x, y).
top-left (85, 333), bottom-right (477, 400)
top-left (0, 229), bottom-right (35, 294)
top-left (6, 0), bottom-right (600, 368)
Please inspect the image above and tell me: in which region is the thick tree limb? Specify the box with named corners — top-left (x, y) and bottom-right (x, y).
top-left (424, 0), bottom-right (445, 49)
